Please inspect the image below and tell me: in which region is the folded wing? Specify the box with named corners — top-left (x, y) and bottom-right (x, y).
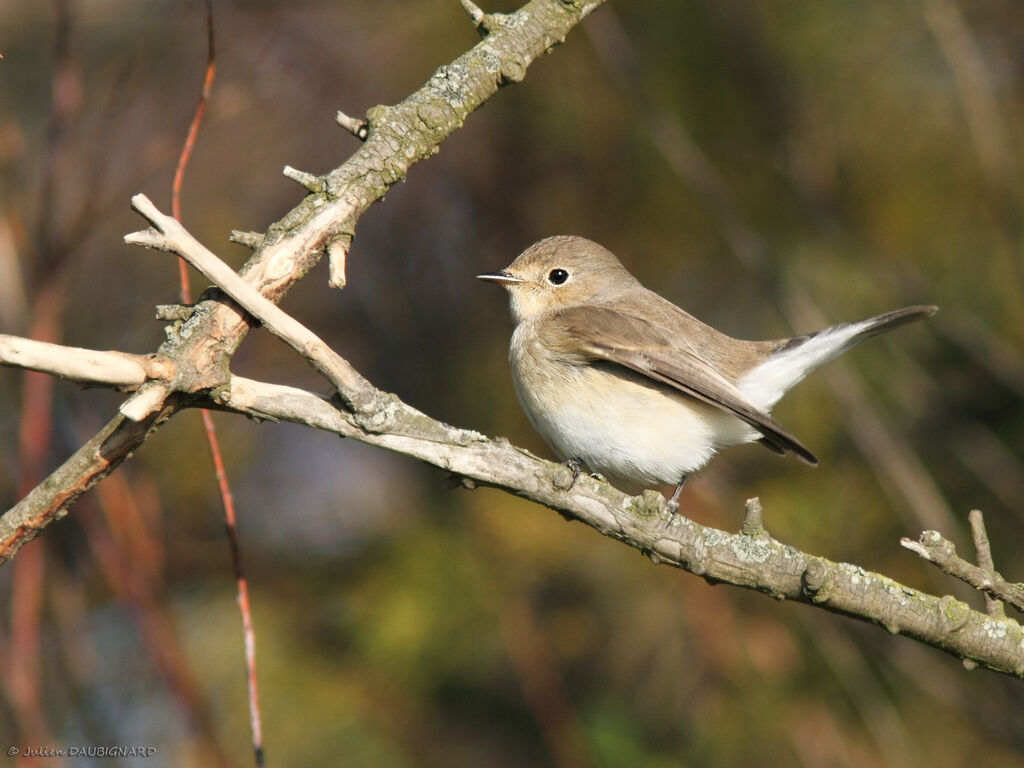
top-left (549, 305), bottom-right (819, 464)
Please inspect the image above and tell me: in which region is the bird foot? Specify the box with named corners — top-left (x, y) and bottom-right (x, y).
top-left (665, 475), bottom-right (689, 514)
top-left (564, 457), bottom-right (584, 490)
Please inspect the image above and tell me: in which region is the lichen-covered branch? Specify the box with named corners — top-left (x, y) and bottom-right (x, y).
top-left (0, 0), bottom-right (606, 562)
top-left (4, 257), bottom-right (1023, 681)
top-left (1, 0), bottom-right (1021, 683)
top-left (902, 527), bottom-right (1024, 614)
top-left (968, 508), bottom-right (1006, 617)
top-left (124, 193), bottom-right (377, 415)
top-left (215, 375), bottom-right (1024, 680)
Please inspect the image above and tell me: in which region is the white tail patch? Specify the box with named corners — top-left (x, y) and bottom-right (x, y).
top-left (737, 320), bottom-right (876, 411)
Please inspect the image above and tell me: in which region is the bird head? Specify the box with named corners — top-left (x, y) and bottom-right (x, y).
top-left (477, 236), bottom-right (640, 323)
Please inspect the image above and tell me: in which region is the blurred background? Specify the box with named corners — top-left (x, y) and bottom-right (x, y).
top-left (1, 0), bottom-right (1023, 765)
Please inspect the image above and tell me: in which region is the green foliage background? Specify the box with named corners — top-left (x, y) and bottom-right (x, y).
top-left (1, 1), bottom-right (1023, 765)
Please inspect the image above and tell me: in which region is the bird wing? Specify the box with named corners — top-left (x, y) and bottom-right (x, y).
top-left (549, 305), bottom-right (818, 464)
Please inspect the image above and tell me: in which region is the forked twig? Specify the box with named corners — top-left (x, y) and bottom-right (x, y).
top-left (901, 516), bottom-right (1024, 614)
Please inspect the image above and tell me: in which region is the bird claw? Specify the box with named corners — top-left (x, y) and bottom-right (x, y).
top-left (564, 457), bottom-right (584, 490)
top-left (667, 475), bottom-right (688, 509)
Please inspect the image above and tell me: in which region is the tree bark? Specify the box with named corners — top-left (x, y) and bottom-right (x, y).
top-left (1, 0), bottom-right (1022, 681)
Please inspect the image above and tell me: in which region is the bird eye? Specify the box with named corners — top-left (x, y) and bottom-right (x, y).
top-left (547, 268), bottom-right (569, 285)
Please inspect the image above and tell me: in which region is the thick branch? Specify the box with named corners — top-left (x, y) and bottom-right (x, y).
top-left (3, 0), bottom-right (1021, 682)
top-left (4, 329), bottom-right (1022, 677)
top-left (0, 0), bottom-right (605, 562)
top-left (0, 411), bottom-right (169, 561)
top-left (212, 375), bottom-right (1024, 680)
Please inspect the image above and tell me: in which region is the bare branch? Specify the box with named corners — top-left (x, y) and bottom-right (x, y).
top-left (0, 335), bottom-right (162, 388)
top-left (900, 529), bottom-right (1024, 614)
top-left (125, 193), bottom-right (376, 413)
top-left (0, 412), bottom-right (162, 564)
top-left (335, 110), bottom-right (368, 141)
top-left (969, 509), bottom-right (1005, 617)
top-left (211, 375), bottom-right (1024, 679)
top-left (2, 0), bottom-right (608, 558)
top-left (327, 237), bottom-right (348, 289)
top-left (4, 326), bottom-right (1023, 679)
top-left (282, 165), bottom-right (323, 193)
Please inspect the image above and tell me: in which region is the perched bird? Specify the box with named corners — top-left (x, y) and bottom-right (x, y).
top-left (478, 236), bottom-right (936, 503)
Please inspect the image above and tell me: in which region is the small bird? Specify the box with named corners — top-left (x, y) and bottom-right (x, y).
top-left (478, 236), bottom-right (936, 503)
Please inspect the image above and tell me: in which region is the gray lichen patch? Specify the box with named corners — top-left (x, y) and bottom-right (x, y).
top-left (429, 62), bottom-right (474, 110)
top-left (880, 576), bottom-right (917, 607)
top-left (701, 526), bottom-right (730, 549)
top-left (838, 562), bottom-right (872, 588)
top-left (477, 48), bottom-right (503, 75)
top-left (730, 534), bottom-right (772, 564)
top-left (982, 616), bottom-right (1011, 640)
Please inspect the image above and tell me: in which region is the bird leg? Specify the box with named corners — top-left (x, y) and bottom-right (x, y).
top-left (666, 474), bottom-right (689, 513)
top-left (564, 457), bottom-right (584, 489)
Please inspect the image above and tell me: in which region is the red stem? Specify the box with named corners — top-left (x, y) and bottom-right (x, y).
top-left (171, 2), bottom-right (265, 764)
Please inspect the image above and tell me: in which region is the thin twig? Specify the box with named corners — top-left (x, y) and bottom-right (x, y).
top-left (282, 165), bottom-right (322, 192)
top-left (327, 237), bottom-right (348, 289)
top-left (969, 510), bottom-right (1005, 617)
top-left (170, 3), bottom-right (265, 764)
top-left (900, 528), bottom-right (1024, 614)
top-left (335, 109), bottom-right (368, 140)
top-left (202, 408), bottom-right (265, 766)
top-left (229, 230), bottom-right (265, 250)
top-left (119, 384), bottom-right (170, 421)
top-left (171, 0), bottom-right (216, 304)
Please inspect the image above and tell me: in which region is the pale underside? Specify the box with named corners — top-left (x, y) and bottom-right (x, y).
top-left (510, 323), bottom-right (759, 490)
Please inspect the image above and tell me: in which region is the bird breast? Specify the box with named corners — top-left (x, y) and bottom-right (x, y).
top-left (509, 320), bottom-right (757, 488)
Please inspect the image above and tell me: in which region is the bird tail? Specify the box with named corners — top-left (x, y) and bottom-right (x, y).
top-left (737, 305), bottom-right (937, 412)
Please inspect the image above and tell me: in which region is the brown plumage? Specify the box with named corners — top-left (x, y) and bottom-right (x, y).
top-left (479, 236), bottom-right (936, 499)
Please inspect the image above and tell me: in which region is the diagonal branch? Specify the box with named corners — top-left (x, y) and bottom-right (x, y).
top-left (4, 314), bottom-right (1023, 678)
top-left (124, 194), bottom-right (376, 415)
top-left (2, 0), bottom-right (1022, 683)
top-left (0, 0), bottom-right (607, 564)
top-left (212, 375), bottom-right (1024, 680)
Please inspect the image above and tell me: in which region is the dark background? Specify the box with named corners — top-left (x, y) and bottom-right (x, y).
top-left (1, 1), bottom-right (1023, 766)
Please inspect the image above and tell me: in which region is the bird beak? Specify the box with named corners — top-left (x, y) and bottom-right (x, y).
top-left (476, 270), bottom-right (526, 286)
